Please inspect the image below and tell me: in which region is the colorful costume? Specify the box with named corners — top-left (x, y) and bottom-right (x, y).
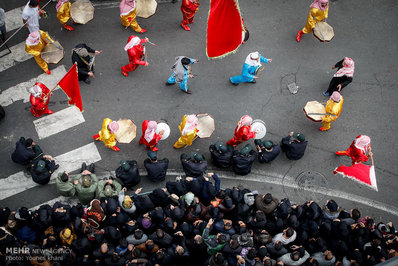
top-left (181, 0), bottom-right (199, 31)
top-left (29, 82), bottom-right (53, 117)
top-left (56, 0), bottom-right (73, 31)
top-left (297, 0), bottom-right (329, 42)
top-left (93, 118), bottom-right (120, 151)
top-left (336, 135), bottom-right (371, 165)
top-left (324, 57), bottom-right (354, 96)
top-left (174, 115), bottom-right (199, 149)
top-left (230, 52), bottom-right (270, 85)
top-left (139, 120), bottom-right (163, 151)
top-left (227, 115), bottom-right (256, 147)
top-left (120, 0), bottom-right (146, 33)
top-left (25, 30), bottom-right (53, 74)
top-left (167, 56), bottom-right (196, 93)
top-left (320, 91), bottom-right (344, 131)
top-left (121, 36), bottom-right (147, 76)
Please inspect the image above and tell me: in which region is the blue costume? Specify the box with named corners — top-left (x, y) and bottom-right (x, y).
top-left (230, 53), bottom-right (270, 85)
top-left (167, 57), bottom-right (196, 92)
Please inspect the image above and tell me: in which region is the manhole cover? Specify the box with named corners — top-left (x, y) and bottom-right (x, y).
top-left (294, 171), bottom-right (329, 202)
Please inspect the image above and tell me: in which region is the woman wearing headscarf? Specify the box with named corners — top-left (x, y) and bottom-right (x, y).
top-left (121, 36), bottom-right (148, 77)
top-left (25, 31), bottom-right (54, 74)
top-left (227, 115), bottom-right (256, 147)
top-left (323, 57), bottom-right (355, 96)
top-left (120, 0), bottom-right (146, 33)
top-left (29, 82), bottom-right (53, 117)
top-left (229, 52), bottom-right (271, 85)
top-left (296, 0), bottom-right (329, 42)
top-left (320, 91), bottom-right (344, 131)
top-left (56, 0), bottom-right (73, 31)
top-left (180, 0), bottom-right (200, 31)
top-left (93, 118), bottom-right (120, 151)
top-left (166, 56), bottom-right (198, 94)
top-left (336, 135), bottom-right (373, 165)
top-left (174, 114), bottom-right (199, 149)
top-left (139, 120), bottom-right (164, 151)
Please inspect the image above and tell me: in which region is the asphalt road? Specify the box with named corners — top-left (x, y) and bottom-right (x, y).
top-left (1, 0), bottom-right (398, 223)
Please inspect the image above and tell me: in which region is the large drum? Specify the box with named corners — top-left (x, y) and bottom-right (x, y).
top-left (313, 22), bottom-right (334, 42)
top-left (196, 113), bottom-right (215, 138)
top-left (156, 122), bottom-right (170, 140)
top-left (303, 101), bottom-right (326, 122)
top-left (71, 1), bottom-right (95, 24)
top-left (251, 119), bottom-right (267, 139)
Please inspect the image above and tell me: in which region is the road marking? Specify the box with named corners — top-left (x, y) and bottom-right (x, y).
top-left (92, 1), bottom-right (120, 9)
top-left (0, 65), bottom-right (67, 107)
top-left (0, 42), bottom-right (32, 72)
top-left (0, 143), bottom-right (101, 200)
top-left (29, 196), bottom-right (80, 211)
top-left (34, 106), bottom-right (85, 139)
top-left (4, 6), bottom-right (24, 33)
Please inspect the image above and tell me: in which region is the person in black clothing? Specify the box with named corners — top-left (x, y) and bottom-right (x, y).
top-left (323, 57), bottom-right (355, 96)
top-left (255, 139), bottom-right (280, 163)
top-left (232, 144), bottom-right (256, 175)
top-left (11, 137), bottom-right (42, 166)
top-left (30, 155), bottom-right (59, 185)
top-left (115, 160), bottom-right (141, 188)
top-left (71, 43), bottom-right (102, 84)
top-left (209, 141), bottom-right (234, 168)
top-left (144, 151), bottom-right (169, 182)
top-left (180, 152), bottom-right (208, 177)
top-left (280, 132), bottom-right (307, 160)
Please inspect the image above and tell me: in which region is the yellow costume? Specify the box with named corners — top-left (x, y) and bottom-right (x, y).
top-left (322, 96), bottom-right (343, 130)
top-left (302, 7), bottom-right (329, 34)
top-left (121, 9), bottom-right (142, 32)
top-left (98, 118), bottom-right (117, 148)
top-left (57, 1), bottom-right (71, 25)
top-left (25, 30), bottom-right (53, 72)
top-left (173, 115), bottom-right (198, 149)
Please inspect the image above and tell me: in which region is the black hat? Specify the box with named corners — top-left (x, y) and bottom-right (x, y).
top-left (120, 160), bottom-right (130, 171)
top-left (263, 193), bottom-right (273, 204)
top-left (326, 200), bottom-right (338, 212)
top-left (25, 138), bottom-right (33, 147)
top-left (193, 153), bottom-right (204, 162)
top-left (215, 141), bottom-right (227, 153)
top-left (61, 172), bottom-right (68, 182)
top-left (293, 132), bottom-right (305, 142)
top-left (264, 140), bottom-right (273, 149)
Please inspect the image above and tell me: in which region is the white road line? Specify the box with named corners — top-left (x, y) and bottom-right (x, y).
top-left (34, 106), bottom-right (85, 139)
top-left (0, 143), bottom-right (101, 200)
top-left (0, 42), bottom-right (31, 72)
top-left (4, 6), bottom-right (24, 33)
top-left (0, 65), bottom-right (67, 107)
top-left (29, 196), bottom-right (80, 211)
top-left (92, 1), bottom-right (120, 9)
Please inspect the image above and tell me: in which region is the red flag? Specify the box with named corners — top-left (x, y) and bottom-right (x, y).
top-left (334, 163), bottom-right (378, 191)
top-left (57, 64), bottom-right (83, 112)
top-left (206, 0), bottom-right (244, 59)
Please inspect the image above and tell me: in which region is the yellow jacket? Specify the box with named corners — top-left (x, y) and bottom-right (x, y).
top-left (306, 7), bottom-right (329, 29)
top-left (323, 96), bottom-right (344, 123)
top-left (57, 2), bottom-right (71, 25)
top-left (174, 115), bottom-right (198, 148)
top-left (25, 31), bottom-right (53, 56)
top-left (99, 118), bottom-right (117, 148)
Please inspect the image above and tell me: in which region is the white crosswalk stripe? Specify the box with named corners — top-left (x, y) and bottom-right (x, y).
top-left (29, 196), bottom-right (80, 211)
top-left (4, 6), bottom-right (24, 33)
top-left (0, 143), bottom-right (101, 201)
top-left (34, 106), bottom-right (85, 139)
top-left (0, 65), bottom-right (67, 106)
top-left (0, 42), bottom-right (32, 72)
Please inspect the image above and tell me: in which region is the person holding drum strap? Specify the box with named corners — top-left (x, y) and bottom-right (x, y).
top-left (227, 115), bottom-right (256, 147)
top-left (25, 31), bottom-right (54, 74)
top-left (323, 57), bottom-right (354, 96)
top-left (320, 91), bottom-right (344, 131)
top-left (229, 52), bottom-right (271, 85)
top-left (296, 0), bottom-right (329, 43)
top-left (93, 119), bottom-right (120, 152)
top-left (56, 0), bottom-right (74, 31)
top-left (139, 120), bottom-right (164, 151)
top-left (174, 114), bottom-right (199, 149)
top-left (122, 36), bottom-right (149, 77)
top-left (120, 0), bottom-right (146, 33)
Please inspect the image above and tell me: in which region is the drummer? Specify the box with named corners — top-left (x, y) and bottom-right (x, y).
top-left (296, 0), bottom-right (329, 43)
top-left (323, 57), bottom-right (354, 96)
top-left (227, 115), bottom-right (257, 147)
top-left (139, 120), bottom-right (164, 151)
top-left (25, 31), bottom-right (54, 74)
top-left (174, 114), bottom-right (199, 149)
top-left (120, 0), bottom-right (146, 33)
top-left (320, 91), bottom-right (344, 131)
top-left (229, 52), bottom-right (271, 86)
top-left (93, 118), bottom-right (120, 151)
top-left (56, 0), bottom-right (74, 31)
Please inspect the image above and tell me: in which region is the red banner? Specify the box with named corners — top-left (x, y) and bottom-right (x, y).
top-left (57, 64), bottom-right (83, 112)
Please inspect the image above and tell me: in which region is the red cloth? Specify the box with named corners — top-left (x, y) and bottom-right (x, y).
top-left (122, 36), bottom-right (147, 73)
top-left (57, 64), bottom-right (83, 112)
top-left (139, 120), bottom-right (162, 151)
top-left (345, 142), bottom-right (369, 165)
top-left (334, 164), bottom-right (377, 191)
top-left (181, 0), bottom-right (199, 25)
top-left (226, 125), bottom-right (255, 146)
top-left (206, 0), bottom-right (243, 59)
top-left (30, 82), bottom-right (51, 117)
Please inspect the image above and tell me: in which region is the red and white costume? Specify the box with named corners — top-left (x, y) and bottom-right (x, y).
top-left (29, 82), bottom-right (53, 117)
top-left (336, 135), bottom-right (371, 165)
top-left (226, 115), bottom-right (256, 146)
top-left (139, 120), bottom-right (163, 151)
top-left (121, 36), bottom-right (147, 76)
